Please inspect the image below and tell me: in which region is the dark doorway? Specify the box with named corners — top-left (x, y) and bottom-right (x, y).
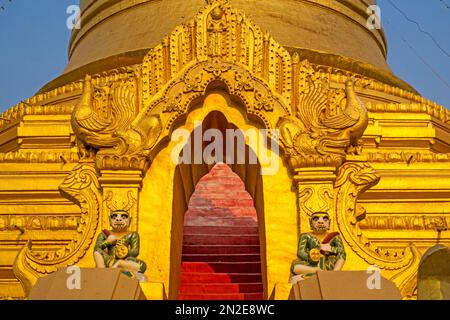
top-left (178, 163), bottom-right (263, 300)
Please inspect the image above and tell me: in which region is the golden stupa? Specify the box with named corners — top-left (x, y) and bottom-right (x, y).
top-left (0, 0), bottom-right (449, 300)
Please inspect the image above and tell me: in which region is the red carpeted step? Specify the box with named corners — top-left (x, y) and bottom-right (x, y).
top-left (184, 226), bottom-right (259, 235)
top-left (190, 206), bottom-right (256, 214)
top-left (195, 183), bottom-right (244, 192)
top-left (181, 262), bottom-right (261, 273)
top-left (182, 245), bottom-right (260, 255)
top-left (191, 190), bottom-right (253, 199)
top-left (185, 207), bottom-right (257, 218)
top-left (182, 253), bottom-right (261, 262)
top-left (180, 272), bottom-right (263, 284)
top-left (179, 283), bottom-right (263, 294)
top-left (179, 163), bottom-right (263, 301)
top-left (188, 198), bottom-right (255, 209)
top-left (183, 234), bottom-right (259, 245)
top-left (185, 217), bottom-right (257, 227)
top-left (178, 293), bottom-right (264, 300)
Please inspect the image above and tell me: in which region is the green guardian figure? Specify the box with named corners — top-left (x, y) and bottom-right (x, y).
top-left (290, 212), bottom-right (346, 284)
top-left (94, 210), bottom-right (147, 282)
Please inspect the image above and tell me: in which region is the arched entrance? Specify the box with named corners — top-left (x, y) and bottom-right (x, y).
top-left (179, 163), bottom-right (263, 300)
top-left (171, 111), bottom-right (266, 300)
top-left (138, 91), bottom-right (297, 300)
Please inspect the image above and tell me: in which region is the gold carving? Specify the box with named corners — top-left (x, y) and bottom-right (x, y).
top-left (141, 0), bottom-right (292, 108)
top-left (104, 191), bottom-right (136, 213)
top-left (72, 71), bottom-right (138, 151)
top-left (366, 102), bottom-right (450, 124)
top-left (207, 6), bottom-right (228, 57)
top-left (0, 151), bottom-right (79, 164)
top-left (95, 155), bottom-right (149, 171)
top-left (0, 215), bottom-right (80, 231)
top-left (360, 215), bottom-right (450, 231)
top-left (366, 152), bottom-right (450, 163)
top-left (0, 103), bottom-right (75, 129)
top-left (184, 74), bottom-right (204, 94)
top-left (254, 90), bottom-right (275, 112)
top-left (293, 167), bottom-right (337, 234)
top-left (140, 60), bottom-right (289, 150)
top-left (298, 185), bottom-right (334, 217)
top-left (72, 71), bottom-right (163, 170)
top-left (162, 93), bottom-right (183, 114)
top-left (278, 60), bottom-right (369, 169)
top-left (203, 61), bottom-right (231, 77)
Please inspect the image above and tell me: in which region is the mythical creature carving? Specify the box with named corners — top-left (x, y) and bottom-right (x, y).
top-left (111, 113), bottom-right (163, 157)
top-left (94, 210), bottom-right (147, 282)
top-left (321, 81), bottom-right (368, 146)
top-left (72, 73), bottom-right (163, 161)
top-left (73, 74), bottom-right (136, 149)
top-left (290, 212), bottom-right (346, 284)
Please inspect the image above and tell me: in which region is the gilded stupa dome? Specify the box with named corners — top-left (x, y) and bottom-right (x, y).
top-left (70, 0), bottom-right (386, 71)
top-left (41, 0), bottom-right (414, 93)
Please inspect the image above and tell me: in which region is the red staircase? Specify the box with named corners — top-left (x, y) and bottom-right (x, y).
top-left (178, 163), bottom-right (264, 300)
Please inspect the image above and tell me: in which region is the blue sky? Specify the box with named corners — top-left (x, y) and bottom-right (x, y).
top-left (0, 0), bottom-right (449, 111)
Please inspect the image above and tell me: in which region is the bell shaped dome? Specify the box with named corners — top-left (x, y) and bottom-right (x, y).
top-left (68, 0), bottom-right (387, 72)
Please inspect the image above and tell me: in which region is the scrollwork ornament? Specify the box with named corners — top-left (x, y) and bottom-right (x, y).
top-left (334, 161), bottom-right (420, 296)
top-left (13, 163), bottom-right (101, 295)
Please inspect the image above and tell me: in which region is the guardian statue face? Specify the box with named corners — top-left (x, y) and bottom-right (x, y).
top-left (109, 210), bottom-right (130, 232)
top-left (309, 212), bottom-right (330, 233)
